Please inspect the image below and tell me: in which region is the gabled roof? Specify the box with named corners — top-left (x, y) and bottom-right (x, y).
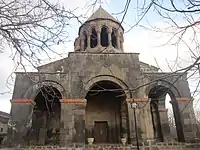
top-left (0, 111), bottom-right (10, 118)
top-left (86, 6), bottom-right (119, 22)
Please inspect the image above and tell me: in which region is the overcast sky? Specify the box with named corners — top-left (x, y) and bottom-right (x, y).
top-left (0, 0), bottom-right (196, 113)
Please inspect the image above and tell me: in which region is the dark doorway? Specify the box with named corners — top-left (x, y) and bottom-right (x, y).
top-left (94, 121), bottom-right (108, 143)
top-left (90, 28), bottom-right (97, 48)
top-left (85, 80), bottom-right (129, 143)
top-left (30, 85), bottom-right (61, 145)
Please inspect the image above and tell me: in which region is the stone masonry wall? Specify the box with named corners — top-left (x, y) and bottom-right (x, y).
top-left (2, 143), bottom-right (200, 150)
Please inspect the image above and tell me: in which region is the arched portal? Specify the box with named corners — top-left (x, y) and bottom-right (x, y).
top-left (31, 86), bottom-right (62, 145)
top-left (148, 85), bottom-right (185, 142)
top-left (85, 80), bottom-right (129, 143)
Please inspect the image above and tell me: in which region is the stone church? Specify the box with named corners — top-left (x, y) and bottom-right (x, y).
top-left (7, 7), bottom-right (198, 147)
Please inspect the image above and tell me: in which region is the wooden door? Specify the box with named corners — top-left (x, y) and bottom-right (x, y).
top-left (94, 121), bottom-right (108, 143)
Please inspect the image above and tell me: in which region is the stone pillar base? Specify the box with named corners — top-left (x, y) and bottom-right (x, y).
top-left (60, 98), bottom-right (86, 146)
top-left (7, 99), bottom-right (35, 147)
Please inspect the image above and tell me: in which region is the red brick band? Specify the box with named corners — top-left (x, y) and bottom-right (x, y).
top-left (10, 99), bottom-right (35, 105)
top-left (176, 97), bottom-right (191, 102)
top-left (60, 98), bottom-right (86, 104)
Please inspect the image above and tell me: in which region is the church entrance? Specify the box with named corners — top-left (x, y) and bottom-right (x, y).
top-left (29, 86), bottom-right (61, 145)
top-left (85, 80), bottom-right (129, 143)
top-left (94, 121), bottom-right (108, 143)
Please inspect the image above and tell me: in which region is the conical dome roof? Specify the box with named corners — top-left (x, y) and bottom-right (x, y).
top-left (78, 7), bottom-right (123, 35)
top-left (86, 6), bottom-right (119, 22)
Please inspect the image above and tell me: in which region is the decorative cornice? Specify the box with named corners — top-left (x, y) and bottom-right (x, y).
top-left (60, 98), bottom-right (87, 104)
top-left (126, 98), bottom-right (148, 103)
top-left (176, 97), bottom-right (191, 102)
top-left (10, 99), bottom-right (35, 105)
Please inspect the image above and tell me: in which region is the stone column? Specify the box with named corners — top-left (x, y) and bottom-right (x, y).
top-left (97, 26), bottom-right (101, 47)
top-left (59, 99), bottom-right (73, 145)
top-left (59, 98), bottom-right (86, 146)
top-left (176, 97), bottom-right (196, 142)
top-left (97, 32), bottom-right (101, 46)
top-left (120, 41), bottom-right (124, 51)
top-left (126, 101), bottom-right (135, 143)
top-left (157, 98), bottom-right (171, 141)
top-left (119, 33), bottom-right (124, 51)
top-left (151, 104), bottom-right (161, 140)
top-left (117, 32), bottom-right (120, 49)
top-left (127, 98), bottom-right (155, 144)
top-left (73, 100), bottom-right (86, 143)
top-left (142, 101), bottom-right (154, 141)
top-left (87, 33), bottom-right (91, 50)
top-left (158, 108), bottom-right (171, 140)
top-left (108, 27), bottom-right (112, 47)
top-left (80, 39), bottom-right (84, 51)
top-left (7, 99), bottom-right (35, 146)
top-left (126, 98), bottom-right (150, 144)
top-left (120, 101), bottom-right (128, 139)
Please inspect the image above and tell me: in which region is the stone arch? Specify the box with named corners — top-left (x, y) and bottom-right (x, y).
top-left (100, 25), bottom-right (109, 47)
top-left (80, 29), bottom-right (89, 37)
top-left (23, 80), bottom-right (67, 100)
top-left (85, 78), bottom-right (130, 143)
top-left (88, 25), bottom-right (98, 32)
top-left (120, 32), bottom-right (124, 49)
top-left (148, 83), bottom-right (185, 142)
top-left (145, 79), bottom-right (181, 98)
top-left (82, 75), bottom-right (131, 99)
top-left (31, 85), bottom-right (62, 145)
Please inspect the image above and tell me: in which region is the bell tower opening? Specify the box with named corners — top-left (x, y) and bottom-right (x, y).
top-left (101, 26), bottom-right (109, 47)
top-left (90, 28), bottom-right (97, 48)
top-left (111, 28), bottom-right (117, 48)
top-left (31, 86), bottom-right (62, 145)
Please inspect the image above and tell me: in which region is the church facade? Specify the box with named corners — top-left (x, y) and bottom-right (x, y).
top-left (7, 7), bottom-right (198, 146)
